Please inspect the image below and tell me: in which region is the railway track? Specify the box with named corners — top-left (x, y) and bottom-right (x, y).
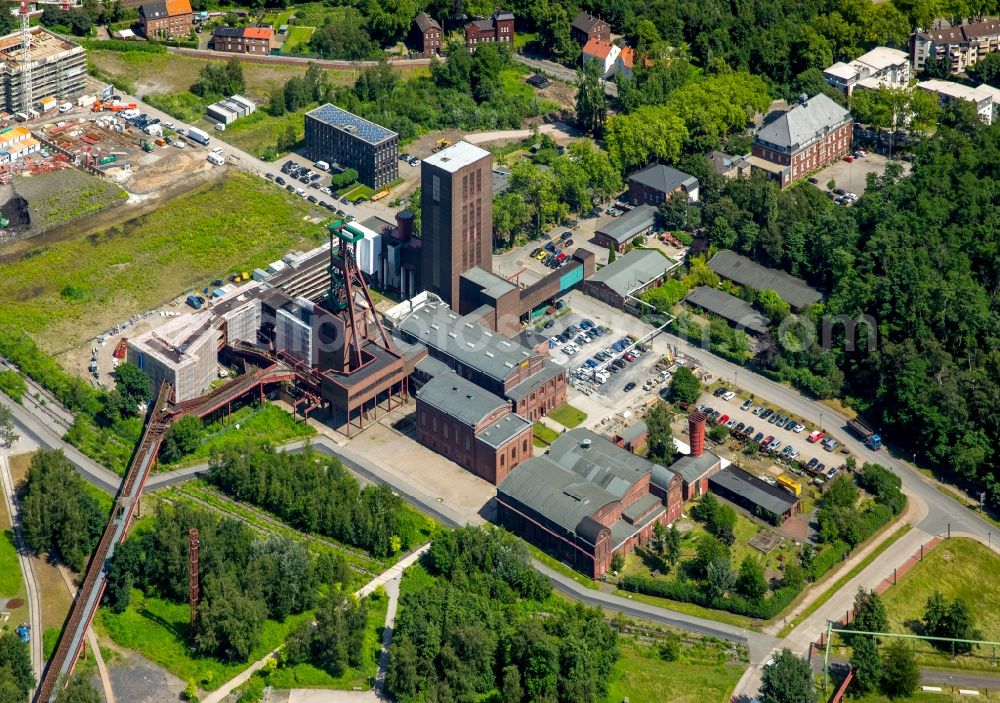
top-left (35, 382), bottom-right (173, 703)
top-left (176, 484), bottom-right (377, 577)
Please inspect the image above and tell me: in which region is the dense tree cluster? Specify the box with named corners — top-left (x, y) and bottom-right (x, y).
top-left (269, 63), bottom-right (331, 116)
top-left (19, 450), bottom-right (105, 571)
top-left (0, 632), bottom-right (34, 703)
top-left (208, 441), bottom-right (413, 557)
top-left (817, 465), bottom-right (904, 549)
top-left (283, 589), bottom-right (368, 677)
top-left (923, 591), bottom-right (980, 652)
top-left (690, 493), bottom-right (738, 546)
top-left (387, 527), bottom-right (618, 703)
top-left (52, 675), bottom-right (102, 703)
top-left (667, 365), bottom-right (701, 404)
top-left (103, 500), bottom-right (344, 662)
top-left (758, 648), bottom-right (816, 703)
top-left (191, 58), bottom-right (245, 100)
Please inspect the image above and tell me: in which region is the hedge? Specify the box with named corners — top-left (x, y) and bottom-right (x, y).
top-left (807, 539), bottom-right (850, 581)
top-left (81, 39), bottom-right (167, 53)
top-left (619, 575), bottom-right (801, 620)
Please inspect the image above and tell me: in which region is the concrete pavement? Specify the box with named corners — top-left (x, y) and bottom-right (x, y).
top-left (0, 451), bottom-right (43, 682)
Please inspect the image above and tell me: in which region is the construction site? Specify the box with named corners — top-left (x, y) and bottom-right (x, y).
top-left (0, 25), bottom-right (86, 114)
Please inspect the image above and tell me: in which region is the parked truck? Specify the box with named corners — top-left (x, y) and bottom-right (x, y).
top-left (185, 294), bottom-right (203, 310)
top-left (185, 126), bottom-right (210, 146)
top-left (847, 417), bottom-right (881, 450)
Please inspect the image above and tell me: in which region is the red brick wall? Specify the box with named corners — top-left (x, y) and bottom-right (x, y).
top-left (512, 370), bottom-right (567, 421)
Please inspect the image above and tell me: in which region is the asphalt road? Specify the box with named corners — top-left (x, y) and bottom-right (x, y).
top-left (817, 657), bottom-right (1000, 690)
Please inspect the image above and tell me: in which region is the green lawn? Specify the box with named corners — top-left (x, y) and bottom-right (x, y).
top-left (0, 530), bottom-right (23, 597)
top-left (0, 173), bottom-right (326, 352)
top-left (338, 183), bottom-right (376, 202)
top-left (263, 591), bottom-right (388, 689)
top-left (161, 403), bottom-right (315, 469)
top-left (96, 589), bottom-right (313, 690)
top-left (533, 421), bottom-right (559, 447)
top-left (43, 627), bottom-right (60, 659)
top-left (605, 639), bottom-right (745, 703)
top-left (548, 403), bottom-right (587, 429)
top-left (281, 26), bottom-right (315, 54)
top-left (883, 537), bottom-right (1000, 641)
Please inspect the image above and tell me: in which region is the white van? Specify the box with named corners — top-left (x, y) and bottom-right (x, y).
top-left (594, 371), bottom-right (609, 384)
top-left (58, 102), bottom-right (72, 113)
top-left (313, 160), bottom-right (330, 171)
top-left (207, 152), bottom-right (225, 166)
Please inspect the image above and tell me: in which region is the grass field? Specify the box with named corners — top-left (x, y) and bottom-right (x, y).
top-left (263, 591), bottom-right (388, 689)
top-left (0, 173), bottom-right (326, 352)
top-left (43, 627), bottom-right (60, 659)
top-left (0, 530), bottom-right (24, 598)
top-left (96, 588), bottom-right (313, 690)
top-left (280, 26), bottom-right (315, 54)
top-left (532, 421), bottom-right (559, 447)
top-left (548, 403), bottom-right (587, 428)
top-left (339, 183), bottom-right (376, 202)
top-left (604, 639), bottom-right (745, 703)
top-left (15, 169), bottom-right (127, 232)
top-left (161, 403), bottom-right (315, 469)
top-left (883, 538), bottom-right (1000, 641)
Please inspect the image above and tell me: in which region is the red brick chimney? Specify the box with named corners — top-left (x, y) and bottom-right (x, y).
top-left (689, 411), bottom-right (707, 458)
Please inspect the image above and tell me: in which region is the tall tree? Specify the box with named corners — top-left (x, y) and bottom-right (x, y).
top-left (0, 404), bottom-right (18, 448)
top-left (852, 588), bottom-right (888, 634)
top-left (0, 632), bottom-right (34, 701)
top-left (576, 59), bottom-right (607, 134)
top-left (668, 365), bottom-right (702, 404)
top-left (736, 555), bottom-right (768, 600)
top-left (849, 635), bottom-right (882, 694)
top-left (758, 649), bottom-right (816, 703)
top-left (881, 639), bottom-right (919, 698)
top-left (53, 675), bottom-right (102, 703)
top-left (645, 401), bottom-right (675, 463)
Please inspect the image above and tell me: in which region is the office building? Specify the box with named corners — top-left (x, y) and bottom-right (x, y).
top-left (305, 104), bottom-right (398, 189)
top-left (419, 140), bottom-right (493, 309)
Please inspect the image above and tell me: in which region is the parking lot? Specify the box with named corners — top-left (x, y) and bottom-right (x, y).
top-left (695, 389), bottom-right (849, 480)
top-left (811, 151), bottom-right (909, 197)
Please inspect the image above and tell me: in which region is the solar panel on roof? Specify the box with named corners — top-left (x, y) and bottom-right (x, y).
top-left (307, 104), bottom-right (396, 145)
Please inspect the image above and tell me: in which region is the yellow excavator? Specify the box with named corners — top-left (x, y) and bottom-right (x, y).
top-left (434, 138), bottom-right (452, 152)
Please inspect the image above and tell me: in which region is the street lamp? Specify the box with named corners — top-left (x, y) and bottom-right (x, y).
top-left (820, 412), bottom-right (823, 431)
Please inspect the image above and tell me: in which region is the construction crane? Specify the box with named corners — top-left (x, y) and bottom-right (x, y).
top-left (18, 0), bottom-right (31, 115)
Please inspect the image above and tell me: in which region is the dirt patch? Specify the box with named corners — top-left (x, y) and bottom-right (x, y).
top-left (100, 647), bottom-right (187, 703)
top-left (536, 80), bottom-right (577, 109)
top-left (4, 598), bottom-right (24, 609)
top-left (13, 168), bottom-right (128, 233)
top-left (405, 129), bottom-right (467, 159)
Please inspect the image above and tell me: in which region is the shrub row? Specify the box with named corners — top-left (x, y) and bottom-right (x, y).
top-left (81, 39), bottom-right (167, 53)
top-left (806, 539), bottom-right (850, 581)
top-left (619, 575), bottom-right (800, 620)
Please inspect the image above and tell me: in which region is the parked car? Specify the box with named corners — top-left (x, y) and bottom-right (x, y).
top-left (753, 432), bottom-right (765, 443)
top-left (760, 408), bottom-right (774, 420)
top-left (722, 390), bottom-right (736, 401)
top-left (791, 423), bottom-right (805, 433)
top-left (714, 387), bottom-right (728, 397)
top-left (826, 467), bottom-right (839, 479)
top-left (624, 382), bottom-right (637, 392)
top-left (726, 418), bottom-right (737, 429)
top-left (741, 398), bottom-right (753, 411)
top-left (716, 414), bottom-right (730, 425)
top-left (275, 176), bottom-right (286, 185)
top-left (735, 422), bottom-right (746, 433)
top-left (752, 406), bottom-right (763, 415)
top-left (822, 438), bottom-right (840, 452)
top-left (768, 438), bottom-right (782, 451)
top-left (807, 457), bottom-right (819, 470)
top-left (744, 425), bottom-right (755, 437)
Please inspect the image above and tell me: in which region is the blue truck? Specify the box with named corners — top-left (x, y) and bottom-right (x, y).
top-left (185, 294), bottom-right (203, 310)
top-left (848, 417), bottom-right (882, 450)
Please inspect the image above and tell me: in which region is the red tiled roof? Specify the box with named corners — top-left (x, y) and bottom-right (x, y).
top-left (164, 0), bottom-right (191, 16)
top-left (242, 27), bottom-right (273, 39)
top-left (619, 46), bottom-right (635, 69)
top-left (582, 38), bottom-right (614, 60)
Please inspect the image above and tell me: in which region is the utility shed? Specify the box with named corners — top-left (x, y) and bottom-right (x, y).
top-left (708, 250), bottom-right (822, 310)
top-left (708, 466), bottom-right (799, 524)
top-left (684, 286), bottom-right (770, 336)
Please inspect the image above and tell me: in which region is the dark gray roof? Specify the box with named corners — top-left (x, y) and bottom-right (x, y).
top-left (628, 164), bottom-right (699, 195)
top-left (212, 25), bottom-right (241, 38)
top-left (505, 360), bottom-right (563, 402)
top-left (707, 150), bottom-right (750, 174)
top-left (709, 466), bottom-right (798, 515)
top-left (708, 250), bottom-right (822, 310)
top-left (361, 215), bottom-right (397, 234)
top-left (416, 371), bottom-right (508, 426)
top-left (495, 10), bottom-right (514, 20)
top-left (414, 11), bottom-right (440, 32)
top-left (461, 266), bottom-right (516, 298)
top-left (595, 205), bottom-right (658, 246)
top-left (140, 0), bottom-right (167, 19)
top-left (413, 353), bottom-right (452, 379)
top-left (754, 93), bottom-right (851, 153)
top-left (498, 457), bottom-right (619, 542)
top-left (684, 286), bottom-right (770, 335)
top-left (587, 248), bottom-right (675, 298)
top-left (477, 412), bottom-right (531, 449)
top-left (305, 104), bottom-right (397, 145)
top-left (670, 450), bottom-right (722, 485)
top-left (397, 302), bottom-right (535, 383)
top-left (572, 11), bottom-right (606, 33)
top-left (547, 428), bottom-right (664, 499)
top-left (619, 420), bottom-right (648, 444)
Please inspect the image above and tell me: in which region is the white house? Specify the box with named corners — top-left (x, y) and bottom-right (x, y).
top-left (916, 79), bottom-right (1000, 125)
top-left (823, 46), bottom-right (910, 96)
top-left (582, 38), bottom-right (620, 78)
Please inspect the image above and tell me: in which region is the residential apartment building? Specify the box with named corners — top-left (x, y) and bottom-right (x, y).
top-left (823, 46), bottom-right (910, 96)
top-left (465, 11), bottom-right (514, 52)
top-left (420, 140), bottom-right (493, 309)
top-left (415, 371), bottom-right (532, 484)
top-left (571, 11), bottom-right (609, 45)
top-left (210, 25), bottom-right (274, 54)
top-left (627, 163), bottom-right (700, 206)
top-left (412, 12), bottom-right (442, 56)
top-left (304, 104), bottom-right (398, 189)
top-left (911, 19), bottom-right (1000, 73)
top-left (917, 78), bottom-right (1000, 124)
top-left (749, 93), bottom-right (853, 188)
top-left (0, 27), bottom-right (86, 113)
top-left (139, 0), bottom-right (193, 39)
top-left (581, 38), bottom-right (620, 77)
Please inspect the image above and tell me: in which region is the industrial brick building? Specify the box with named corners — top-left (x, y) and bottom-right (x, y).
top-left (0, 27), bottom-right (86, 113)
top-left (465, 10), bottom-right (515, 52)
top-left (416, 371), bottom-right (532, 484)
top-left (139, 0), bottom-right (193, 39)
top-left (420, 141), bottom-right (493, 309)
top-left (305, 104), bottom-right (398, 189)
top-left (497, 428), bottom-right (690, 579)
top-left (627, 164), bottom-right (700, 206)
top-left (388, 297), bottom-right (567, 422)
top-left (571, 11), bottom-right (610, 44)
top-left (211, 26), bottom-right (274, 54)
top-left (593, 205), bottom-right (658, 252)
top-left (749, 93), bottom-right (853, 188)
top-left (709, 466), bottom-right (799, 524)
